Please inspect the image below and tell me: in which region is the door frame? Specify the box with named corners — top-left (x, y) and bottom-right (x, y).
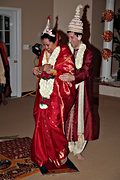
top-left (0, 7), bottom-right (22, 97)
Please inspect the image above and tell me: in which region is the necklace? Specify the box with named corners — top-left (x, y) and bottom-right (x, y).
top-left (39, 46), bottom-right (60, 109)
top-left (68, 42), bottom-right (86, 69)
top-left (45, 51), bottom-right (49, 64)
top-left (42, 46), bottom-right (60, 66)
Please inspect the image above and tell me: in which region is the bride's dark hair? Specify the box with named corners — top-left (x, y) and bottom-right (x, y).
top-left (41, 30), bottom-right (56, 43)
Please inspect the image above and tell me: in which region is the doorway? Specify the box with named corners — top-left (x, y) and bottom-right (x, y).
top-left (0, 7), bottom-right (21, 97)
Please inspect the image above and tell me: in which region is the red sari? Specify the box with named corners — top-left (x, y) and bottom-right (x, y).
top-left (31, 45), bottom-right (75, 167)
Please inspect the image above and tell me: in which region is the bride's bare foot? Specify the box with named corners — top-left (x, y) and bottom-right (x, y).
top-left (77, 153), bottom-right (85, 160)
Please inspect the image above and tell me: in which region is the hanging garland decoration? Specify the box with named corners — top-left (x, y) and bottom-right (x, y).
top-left (101, 48), bottom-right (112, 61)
top-left (102, 9), bottom-right (114, 22)
top-left (102, 30), bottom-right (113, 42)
top-left (101, 9), bottom-right (114, 62)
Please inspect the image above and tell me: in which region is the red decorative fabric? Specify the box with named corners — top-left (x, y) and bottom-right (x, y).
top-left (0, 42), bottom-right (9, 66)
top-left (31, 45), bottom-right (75, 167)
top-left (0, 41), bottom-right (11, 97)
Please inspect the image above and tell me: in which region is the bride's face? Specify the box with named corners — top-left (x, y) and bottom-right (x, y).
top-left (42, 38), bottom-right (56, 54)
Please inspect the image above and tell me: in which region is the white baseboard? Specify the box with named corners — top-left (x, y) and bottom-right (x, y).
top-left (99, 83), bottom-right (120, 97)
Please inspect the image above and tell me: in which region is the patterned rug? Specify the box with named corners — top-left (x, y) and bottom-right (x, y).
top-left (0, 137), bottom-right (39, 179)
top-left (0, 137), bottom-right (79, 179)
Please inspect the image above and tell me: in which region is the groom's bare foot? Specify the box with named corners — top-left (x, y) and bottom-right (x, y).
top-left (77, 153), bottom-right (85, 160)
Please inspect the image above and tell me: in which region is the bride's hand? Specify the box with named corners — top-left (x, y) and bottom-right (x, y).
top-left (43, 64), bottom-right (53, 74)
top-left (32, 66), bottom-right (43, 76)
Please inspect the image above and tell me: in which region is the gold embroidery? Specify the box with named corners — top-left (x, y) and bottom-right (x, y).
top-left (45, 51), bottom-right (49, 64)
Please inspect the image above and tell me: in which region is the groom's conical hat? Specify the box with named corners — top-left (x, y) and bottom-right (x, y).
top-left (68, 4), bottom-right (83, 34)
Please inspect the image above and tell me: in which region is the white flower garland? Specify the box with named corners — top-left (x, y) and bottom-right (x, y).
top-left (39, 46), bottom-right (60, 109)
top-left (42, 46), bottom-right (60, 66)
top-left (68, 42), bottom-right (86, 69)
top-left (68, 42), bottom-right (87, 155)
top-left (39, 78), bottom-right (55, 99)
